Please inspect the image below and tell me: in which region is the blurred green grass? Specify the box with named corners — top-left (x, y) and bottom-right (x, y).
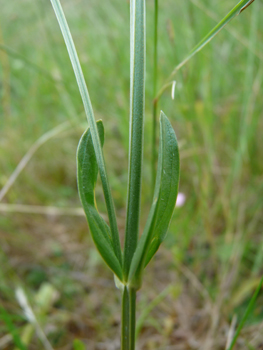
top-left (0, 0), bottom-right (263, 349)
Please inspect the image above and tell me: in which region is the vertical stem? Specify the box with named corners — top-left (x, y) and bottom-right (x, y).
top-left (231, 1), bottom-right (258, 183)
top-left (121, 287), bottom-right (136, 350)
top-left (123, 0), bottom-right (145, 279)
top-left (152, 99), bottom-right (157, 191)
top-left (121, 287), bottom-right (130, 350)
top-left (49, 0), bottom-right (122, 266)
top-left (151, 0), bottom-right (159, 192)
top-left (129, 289), bottom-right (136, 350)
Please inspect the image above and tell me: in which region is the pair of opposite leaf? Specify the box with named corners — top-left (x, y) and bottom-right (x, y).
top-left (77, 111), bottom-right (180, 289)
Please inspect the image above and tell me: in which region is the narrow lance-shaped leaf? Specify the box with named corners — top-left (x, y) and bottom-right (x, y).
top-left (128, 112), bottom-right (180, 289)
top-left (77, 121), bottom-right (123, 281)
top-left (49, 0), bottom-right (122, 266)
top-left (157, 0), bottom-right (256, 98)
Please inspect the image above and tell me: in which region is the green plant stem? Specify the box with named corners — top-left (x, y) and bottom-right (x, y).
top-left (49, 0), bottom-right (122, 266)
top-left (151, 0), bottom-right (158, 192)
top-left (121, 287), bottom-right (136, 350)
top-left (152, 101), bottom-right (157, 193)
top-left (123, 0), bottom-right (145, 279)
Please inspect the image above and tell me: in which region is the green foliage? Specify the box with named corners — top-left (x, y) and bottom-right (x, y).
top-left (77, 121), bottom-right (123, 281)
top-left (50, 1), bottom-right (180, 348)
top-left (1, 0), bottom-right (262, 348)
top-left (123, 0), bottom-right (146, 281)
top-left (128, 112), bottom-right (180, 289)
top-left (50, 0), bottom-right (122, 266)
top-left (51, 0), bottom-right (180, 289)
top-left (48, 0), bottom-right (261, 349)
top-left (0, 307), bottom-right (28, 350)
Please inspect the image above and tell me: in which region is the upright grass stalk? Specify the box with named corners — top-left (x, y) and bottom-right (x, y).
top-left (121, 287), bottom-right (136, 350)
top-left (151, 0), bottom-right (159, 191)
top-left (122, 1), bottom-right (145, 347)
top-left (123, 0), bottom-right (145, 280)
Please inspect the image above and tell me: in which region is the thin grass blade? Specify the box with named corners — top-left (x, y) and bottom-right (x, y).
top-left (128, 112), bottom-right (180, 288)
top-left (49, 0), bottom-right (122, 266)
top-left (77, 121), bottom-right (122, 281)
top-left (227, 276), bottom-right (263, 350)
top-left (157, 0), bottom-right (256, 98)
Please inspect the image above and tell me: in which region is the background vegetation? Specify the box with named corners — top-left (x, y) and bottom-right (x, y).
top-left (0, 0), bottom-right (263, 349)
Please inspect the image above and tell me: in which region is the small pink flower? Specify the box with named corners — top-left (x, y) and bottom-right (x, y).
top-left (176, 192), bottom-right (186, 207)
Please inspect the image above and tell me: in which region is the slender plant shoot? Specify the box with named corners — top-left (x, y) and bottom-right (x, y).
top-left (49, 0), bottom-right (179, 348)
top-left (43, 0), bottom-right (262, 348)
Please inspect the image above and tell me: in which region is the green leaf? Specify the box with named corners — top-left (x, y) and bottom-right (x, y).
top-left (158, 0), bottom-right (256, 97)
top-left (77, 121), bottom-right (122, 281)
top-left (128, 112), bottom-right (180, 289)
top-left (49, 0), bottom-right (122, 266)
